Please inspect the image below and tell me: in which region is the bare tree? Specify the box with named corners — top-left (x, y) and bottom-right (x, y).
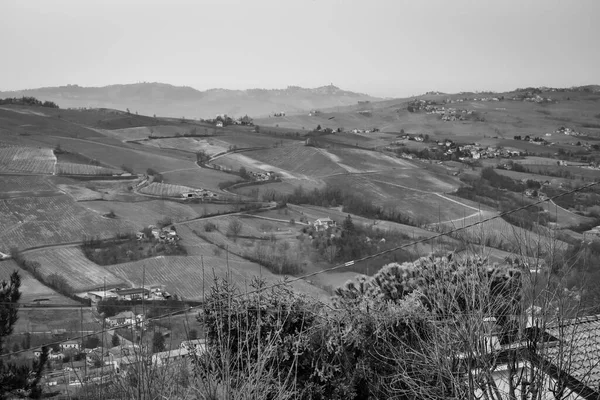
top-left (227, 218), bottom-right (243, 241)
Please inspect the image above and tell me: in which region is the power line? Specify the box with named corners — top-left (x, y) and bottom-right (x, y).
top-left (2, 180), bottom-right (598, 359)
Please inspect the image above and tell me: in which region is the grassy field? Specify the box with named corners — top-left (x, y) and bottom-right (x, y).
top-left (138, 182), bottom-right (212, 198)
top-left (105, 255), bottom-right (326, 301)
top-left (0, 145), bottom-right (56, 174)
top-left (24, 247), bottom-right (128, 291)
top-left (236, 144), bottom-right (347, 178)
top-left (231, 179), bottom-right (325, 199)
top-left (160, 166), bottom-right (241, 192)
top-left (140, 137), bottom-right (229, 155)
top-left (0, 106), bottom-right (103, 139)
top-left (0, 194), bottom-right (134, 251)
top-left (326, 147), bottom-right (416, 173)
top-left (82, 199), bottom-right (201, 227)
top-left (0, 259), bottom-right (79, 304)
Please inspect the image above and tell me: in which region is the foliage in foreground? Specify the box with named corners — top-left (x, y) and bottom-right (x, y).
top-left (198, 254), bottom-right (524, 400)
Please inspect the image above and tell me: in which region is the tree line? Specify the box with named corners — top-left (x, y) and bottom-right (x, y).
top-left (0, 96), bottom-right (59, 108)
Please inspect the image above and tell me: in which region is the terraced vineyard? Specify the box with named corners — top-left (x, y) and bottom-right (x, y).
top-left (139, 182), bottom-right (214, 198)
top-left (0, 145), bottom-right (56, 174)
top-left (25, 247), bottom-right (127, 291)
top-left (0, 195), bottom-right (134, 251)
top-left (56, 162), bottom-right (120, 176)
top-left (105, 255), bottom-right (325, 301)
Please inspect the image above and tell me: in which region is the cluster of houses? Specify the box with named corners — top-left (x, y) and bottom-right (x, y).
top-left (210, 114), bottom-right (254, 128)
top-left (440, 108), bottom-right (475, 121)
top-left (136, 225), bottom-right (180, 243)
top-left (349, 128), bottom-right (380, 134)
top-left (247, 170), bottom-right (276, 181)
top-left (457, 144), bottom-right (523, 161)
top-left (556, 126), bottom-right (582, 136)
top-left (273, 111), bottom-right (286, 117)
top-left (38, 338), bottom-right (208, 389)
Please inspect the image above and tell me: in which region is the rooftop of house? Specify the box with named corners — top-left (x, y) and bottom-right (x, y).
top-left (543, 314), bottom-right (600, 393)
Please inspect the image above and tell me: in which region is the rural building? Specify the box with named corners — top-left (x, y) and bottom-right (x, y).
top-left (105, 310), bottom-right (138, 327)
top-left (215, 121), bottom-right (223, 128)
top-left (115, 288), bottom-right (150, 301)
top-left (86, 290), bottom-right (119, 303)
top-left (60, 340), bottom-right (81, 351)
top-left (151, 348), bottom-right (190, 367)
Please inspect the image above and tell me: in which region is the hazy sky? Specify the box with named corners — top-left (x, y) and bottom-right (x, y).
top-left (1, 0), bottom-right (599, 97)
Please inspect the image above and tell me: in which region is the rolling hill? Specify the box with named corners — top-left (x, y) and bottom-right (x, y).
top-left (0, 83), bottom-right (381, 119)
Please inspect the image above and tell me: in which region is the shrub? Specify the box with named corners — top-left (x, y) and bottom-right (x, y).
top-left (204, 222), bottom-right (217, 232)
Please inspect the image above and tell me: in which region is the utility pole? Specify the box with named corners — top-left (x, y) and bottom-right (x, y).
top-left (80, 306), bottom-right (87, 381)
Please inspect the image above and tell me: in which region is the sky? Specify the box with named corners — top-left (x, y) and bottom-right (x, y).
top-left (1, 0), bottom-right (599, 98)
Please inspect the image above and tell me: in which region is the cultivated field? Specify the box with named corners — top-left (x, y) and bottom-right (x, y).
top-left (56, 162), bottom-right (120, 176)
top-left (83, 199), bottom-right (201, 227)
top-left (0, 145), bottom-right (56, 174)
top-left (0, 259), bottom-right (79, 304)
top-left (0, 195), bottom-right (134, 251)
top-left (105, 255), bottom-right (326, 301)
top-left (24, 247), bottom-right (128, 291)
top-left (0, 175), bottom-right (56, 192)
top-left (56, 184), bottom-right (104, 201)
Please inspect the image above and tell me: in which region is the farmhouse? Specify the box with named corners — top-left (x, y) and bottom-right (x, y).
top-left (312, 217), bottom-right (336, 231)
top-left (215, 121), bottom-right (223, 128)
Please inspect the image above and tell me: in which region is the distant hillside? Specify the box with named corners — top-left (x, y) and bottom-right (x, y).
top-left (0, 83), bottom-right (381, 119)
top-left (254, 85), bottom-right (600, 136)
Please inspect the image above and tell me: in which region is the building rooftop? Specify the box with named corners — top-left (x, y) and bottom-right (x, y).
top-left (542, 315), bottom-right (600, 396)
